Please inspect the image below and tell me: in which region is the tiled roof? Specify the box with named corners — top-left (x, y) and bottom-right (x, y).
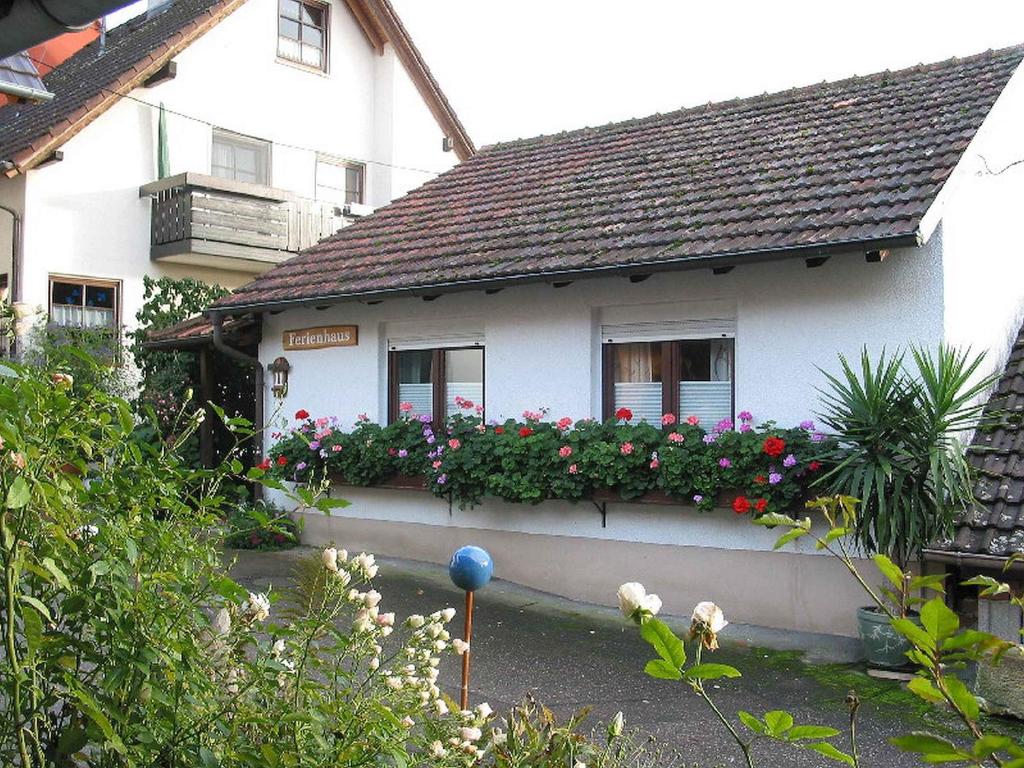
top-left (0, 0), bottom-right (245, 172)
top-left (144, 313), bottom-right (255, 348)
top-left (929, 324), bottom-right (1024, 561)
top-left (213, 44), bottom-right (1024, 312)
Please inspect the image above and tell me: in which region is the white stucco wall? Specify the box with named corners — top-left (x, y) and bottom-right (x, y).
top-left (926, 61), bottom-right (1024, 389)
top-left (1, 0), bottom-right (458, 335)
top-left (258, 243), bottom-right (945, 433)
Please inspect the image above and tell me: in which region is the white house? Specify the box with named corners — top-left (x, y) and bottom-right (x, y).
top-left (203, 45), bottom-right (1024, 637)
top-left (0, 0), bottom-right (471, 353)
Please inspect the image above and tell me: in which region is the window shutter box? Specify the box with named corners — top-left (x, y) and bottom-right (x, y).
top-left (387, 332), bottom-right (484, 351)
top-left (601, 318), bottom-right (735, 343)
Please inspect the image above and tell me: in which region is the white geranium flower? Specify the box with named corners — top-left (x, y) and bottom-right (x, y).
top-left (617, 582), bottom-right (661, 621)
top-left (452, 638), bottom-right (469, 655)
top-left (322, 547), bottom-right (339, 572)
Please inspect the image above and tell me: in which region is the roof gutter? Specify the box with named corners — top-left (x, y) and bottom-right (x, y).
top-left (922, 548), bottom-right (1024, 575)
top-left (0, 81), bottom-right (54, 103)
top-left (211, 231), bottom-right (922, 315)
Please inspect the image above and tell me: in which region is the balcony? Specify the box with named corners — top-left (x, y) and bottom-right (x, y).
top-left (139, 173), bottom-right (351, 273)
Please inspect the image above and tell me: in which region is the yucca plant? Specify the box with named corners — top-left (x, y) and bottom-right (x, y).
top-left (817, 346), bottom-right (996, 579)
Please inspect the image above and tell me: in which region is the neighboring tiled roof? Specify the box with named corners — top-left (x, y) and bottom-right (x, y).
top-left (0, 0), bottom-right (246, 173)
top-left (0, 53), bottom-right (51, 102)
top-left (144, 313), bottom-right (255, 349)
top-left (213, 44), bottom-right (1024, 312)
top-left (0, 0), bottom-right (473, 173)
top-left (929, 324), bottom-right (1024, 561)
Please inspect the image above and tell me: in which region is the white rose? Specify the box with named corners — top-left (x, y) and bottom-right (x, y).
top-left (386, 676), bottom-right (403, 690)
top-left (337, 548), bottom-right (348, 562)
top-left (691, 601), bottom-right (728, 633)
top-left (369, 657), bottom-right (380, 670)
top-left (401, 716), bottom-right (414, 728)
top-left (609, 710), bottom-right (624, 739)
top-left (322, 547), bottom-right (339, 572)
top-left (271, 638), bottom-right (286, 657)
top-left (406, 614), bottom-right (425, 628)
top-left (376, 612), bottom-right (395, 628)
top-left (336, 570), bottom-right (351, 587)
top-left (476, 702), bottom-right (493, 719)
top-left (491, 728), bottom-right (507, 745)
top-left (617, 582), bottom-right (661, 620)
top-left (363, 590), bottom-right (382, 608)
top-left (460, 727), bottom-right (482, 742)
top-left (242, 592), bottom-right (271, 622)
top-left (429, 741), bottom-right (447, 758)
top-left (452, 638), bottom-right (470, 655)
top-left (435, 699), bottom-right (448, 715)
top-left (440, 607), bottom-right (456, 622)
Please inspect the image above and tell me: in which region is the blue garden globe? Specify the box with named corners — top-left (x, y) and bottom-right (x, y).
top-left (448, 545), bottom-right (493, 592)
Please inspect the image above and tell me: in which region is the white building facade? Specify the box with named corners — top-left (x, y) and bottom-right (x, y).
top-left (0, 0), bottom-right (467, 353)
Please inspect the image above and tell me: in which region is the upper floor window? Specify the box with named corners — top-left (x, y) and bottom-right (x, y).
top-left (278, 0), bottom-right (327, 71)
top-left (212, 129), bottom-right (271, 186)
top-left (49, 276), bottom-right (120, 331)
top-left (388, 346), bottom-right (484, 423)
top-left (315, 156), bottom-right (365, 205)
top-left (603, 338), bottom-right (734, 426)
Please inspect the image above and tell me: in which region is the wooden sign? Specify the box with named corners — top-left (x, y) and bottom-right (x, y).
top-left (283, 325), bottom-right (358, 351)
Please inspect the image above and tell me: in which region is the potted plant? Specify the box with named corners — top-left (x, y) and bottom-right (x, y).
top-left (817, 346), bottom-right (995, 668)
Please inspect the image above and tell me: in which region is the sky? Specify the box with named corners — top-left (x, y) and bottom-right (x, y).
top-left (392, 0), bottom-right (1024, 148)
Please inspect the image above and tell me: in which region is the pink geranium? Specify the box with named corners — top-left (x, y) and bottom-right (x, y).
top-left (686, 415), bottom-right (700, 425)
top-left (556, 416), bottom-right (573, 430)
top-left (620, 442), bottom-right (634, 456)
top-left (559, 445), bottom-right (573, 458)
top-left (448, 438), bottom-right (461, 450)
top-left (667, 432), bottom-right (685, 443)
top-left (432, 460), bottom-right (442, 469)
top-left (568, 464), bottom-right (578, 474)
top-left (399, 401), bottom-right (414, 413)
top-left (661, 413), bottom-right (677, 426)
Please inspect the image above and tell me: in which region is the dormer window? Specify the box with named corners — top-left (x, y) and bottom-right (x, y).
top-left (278, 0), bottom-right (328, 71)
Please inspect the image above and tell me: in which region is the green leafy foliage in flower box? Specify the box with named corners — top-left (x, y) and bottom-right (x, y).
top-left (265, 405), bottom-right (829, 515)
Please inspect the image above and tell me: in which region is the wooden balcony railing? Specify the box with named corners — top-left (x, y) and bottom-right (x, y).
top-left (140, 173), bottom-right (348, 273)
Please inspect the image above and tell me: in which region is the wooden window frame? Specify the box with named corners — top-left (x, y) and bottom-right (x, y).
top-left (388, 345), bottom-right (485, 424)
top-left (277, 0), bottom-right (329, 73)
top-left (47, 275), bottom-right (122, 332)
top-left (211, 128), bottom-right (272, 186)
top-left (602, 337), bottom-right (734, 422)
top-left (315, 156), bottom-right (365, 205)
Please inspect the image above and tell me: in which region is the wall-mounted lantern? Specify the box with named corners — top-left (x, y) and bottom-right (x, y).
top-left (268, 356), bottom-right (291, 399)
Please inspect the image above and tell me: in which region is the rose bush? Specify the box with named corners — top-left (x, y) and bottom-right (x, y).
top-left (266, 405), bottom-right (828, 514)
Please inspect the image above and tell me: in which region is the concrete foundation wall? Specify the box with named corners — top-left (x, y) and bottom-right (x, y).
top-left (292, 487), bottom-right (881, 637)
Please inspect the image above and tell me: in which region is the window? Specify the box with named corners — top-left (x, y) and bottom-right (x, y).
top-left (211, 129), bottom-right (271, 185)
top-left (603, 338), bottom-right (734, 426)
top-left (278, 0), bottom-right (327, 70)
top-left (49, 277), bottom-right (120, 331)
top-left (388, 347), bottom-right (484, 422)
top-left (315, 156), bottom-right (365, 205)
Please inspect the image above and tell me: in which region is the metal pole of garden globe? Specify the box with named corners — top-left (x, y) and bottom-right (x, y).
top-left (448, 545), bottom-right (493, 710)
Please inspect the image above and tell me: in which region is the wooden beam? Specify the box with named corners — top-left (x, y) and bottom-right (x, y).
top-left (343, 0), bottom-right (387, 55)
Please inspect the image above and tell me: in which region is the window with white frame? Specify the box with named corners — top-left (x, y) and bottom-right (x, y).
top-left (315, 156), bottom-right (365, 205)
top-left (388, 334), bottom-right (484, 422)
top-left (49, 276), bottom-right (120, 331)
top-left (211, 128), bottom-right (271, 185)
top-left (601, 319), bottom-right (734, 426)
top-left (278, 0), bottom-right (328, 70)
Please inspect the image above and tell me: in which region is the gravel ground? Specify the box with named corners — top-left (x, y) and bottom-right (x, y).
top-left (228, 547), bottom-right (1024, 767)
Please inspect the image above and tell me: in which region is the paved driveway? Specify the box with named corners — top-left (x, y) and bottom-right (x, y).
top-left (229, 547), bottom-right (1020, 767)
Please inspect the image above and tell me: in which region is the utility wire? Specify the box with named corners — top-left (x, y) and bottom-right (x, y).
top-left (25, 52), bottom-right (452, 178)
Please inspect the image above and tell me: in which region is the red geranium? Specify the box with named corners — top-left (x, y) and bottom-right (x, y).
top-left (256, 458), bottom-right (271, 471)
top-left (494, 426), bottom-right (505, 435)
top-left (732, 495), bottom-right (751, 515)
top-left (519, 427), bottom-right (534, 438)
top-left (615, 407), bottom-right (633, 421)
top-left (754, 474), bottom-right (766, 485)
top-left (295, 409), bottom-right (310, 420)
top-left (762, 436), bottom-right (785, 457)
top-left (755, 498), bottom-right (768, 513)
top-left (276, 455), bottom-right (288, 466)
top-left (809, 461), bottom-right (822, 472)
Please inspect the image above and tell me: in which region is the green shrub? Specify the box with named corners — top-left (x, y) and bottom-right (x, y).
top-left (223, 500), bottom-right (300, 550)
